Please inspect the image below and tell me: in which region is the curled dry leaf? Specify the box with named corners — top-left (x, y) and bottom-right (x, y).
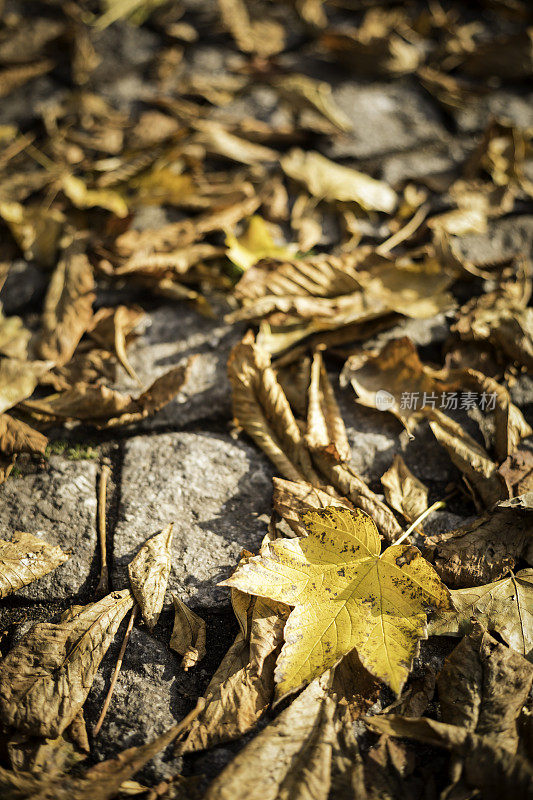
top-left (34, 239), bottom-right (95, 367)
top-left (170, 596), bottom-right (206, 670)
top-left (438, 624), bottom-right (533, 755)
top-left (19, 361), bottom-right (192, 428)
top-left (429, 569), bottom-right (533, 661)
top-left (0, 701), bottom-right (203, 800)
top-left (225, 215), bottom-right (298, 274)
top-left (62, 175), bottom-right (128, 218)
top-left (0, 413), bottom-right (47, 455)
top-left (366, 714), bottom-right (533, 800)
top-left (272, 476), bottom-right (354, 537)
top-left (281, 149), bottom-right (398, 213)
top-left (273, 73), bottom-right (352, 132)
top-left (0, 589), bottom-right (134, 738)
top-left (0, 201), bottom-right (64, 266)
top-left (381, 455), bottom-right (428, 525)
top-left (0, 531), bottom-right (68, 599)
top-left (425, 493), bottom-right (533, 587)
top-left (306, 349), bottom-right (351, 462)
top-left (221, 507), bottom-right (451, 698)
top-left (179, 590), bottom-right (288, 753)
top-left (428, 408), bottom-right (509, 508)
top-left (0, 358), bottom-right (52, 415)
top-left (128, 524), bottom-right (173, 629)
top-left (204, 674), bottom-right (337, 800)
top-left (0, 309), bottom-right (31, 359)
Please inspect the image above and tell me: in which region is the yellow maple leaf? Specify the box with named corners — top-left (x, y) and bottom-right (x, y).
top-left (225, 215), bottom-right (298, 273)
top-left (221, 507), bottom-right (451, 698)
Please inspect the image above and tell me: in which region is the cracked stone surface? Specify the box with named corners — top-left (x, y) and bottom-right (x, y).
top-left (0, 457), bottom-right (98, 600)
top-left (113, 431), bottom-right (273, 607)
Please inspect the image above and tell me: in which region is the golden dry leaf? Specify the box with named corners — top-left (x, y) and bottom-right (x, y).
top-left (428, 408), bottom-right (508, 508)
top-left (429, 569), bottom-right (533, 661)
top-left (228, 332), bottom-right (320, 484)
top-left (0, 308), bottom-right (31, 359)
top-left (0, 531), bottom-right (68, 598)
top-left (272, 476), bottom-right (354, 537)
top-left (381, 455), bottom-right (428, 525)
top-left (0, 201), bottom-right (64, 266)
top-left (62, 175), bottom-right (128, 218)
top-left (196, 124), bottom-right (278, 165)
top-left (204, 673), bottom-right (337, 800)
top-left (179, 590), bottom-right (288, 753)
top-left (273, 74), bottom-right (352, 132)
top-left (281, 149), bottom-right (398, 213)
top-left (306, 349), bottom-right (351, 462)
top-left (0, 358), bottom-right (51, 415)
top-left (425, 494), bottom-right (533, 587)
top-left (221, 507), bottom-right (451, 697)
top-left (170, 596), bottom-right (206, 670)
top-left (216, 0), bottom-right (285, 57)
top-left (0, 413), bottom-right (47, 455)
top-left (226, 216), bottom-right (298, 274)
top-left (35, 240), bottom-right (95, 367)
top-left (128, 525), bottom-right (173, 629)
top-left (19, 361), bottom-right (192, 428)
top-left (0, 590), bottom-right (134, 737)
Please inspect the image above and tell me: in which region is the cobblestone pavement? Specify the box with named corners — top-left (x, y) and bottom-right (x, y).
top-left (1, 0), bottom-right (532, 788)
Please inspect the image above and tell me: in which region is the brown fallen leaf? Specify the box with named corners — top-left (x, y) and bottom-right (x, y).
top-left (281, 149), bottom-right (398, 213)
top-left (170, 596), bottom-right (206, 671)
top-left (62, 175), bottom-right (128, 218)
top-left (272, 74), bottom-right (352, 132)
top-left (499, 448), bottom-right (533, 496)
top-left (0, 701), bottom-right (204, 800)
top-left (128, 524), bottom-right (173, 629)
top-left (429, 569), bottom-right (533, 660)
top-left (381, 455), bottom-right (428, 525)
top-left (366, 714), bottom-right (533, 800)
top-left (425, 493), bottom-right (533, 587)
top-left (306, 349), bottom-right (351, 462)
top-left (19, 361), bottom-right (192, 428)
top-left (0, 589), bottom-right (134, 737)
top-left (428, 408), bottom-right (509, 508)
top-left (216, 0), bottom-right (285, 57)
top-left (204, 673), bottom-right (337, 800)
top-left (0, 531), bottom-right (68, 599)
top-left (0, 358), bottom-right (52, 415)
top-left (272, 476), bottom-right (354, 537)
top-left (0, 308), bottom-right (31, 359)
top-left (34, 238), bottom-right (95, 367)
top-left (0, 413), bottom-right (47, 455)
top-left (179, 589), bottom-right (288, 753)
top-left (438, 624), bottom-right (533, 756)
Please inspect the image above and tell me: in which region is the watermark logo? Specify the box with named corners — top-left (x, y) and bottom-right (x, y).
top-left (375, 389), bottom-right (395, 411)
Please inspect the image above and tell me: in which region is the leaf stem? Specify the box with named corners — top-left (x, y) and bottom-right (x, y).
top-left (93, 603), bottom-right (138, 736)
top-left (393, 500), bottom-right (446, 547)
top-left (96, 464), bottom-right (111, 596)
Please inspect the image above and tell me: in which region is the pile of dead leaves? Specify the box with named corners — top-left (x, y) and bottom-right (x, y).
top-left (1, 0), bottom-right (533, 797)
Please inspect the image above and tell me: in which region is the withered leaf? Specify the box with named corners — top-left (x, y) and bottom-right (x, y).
top-left (306, 349), bottom-right (351, 462)
top-left (0, 589), bottom-right (134, 737)
top-left (381, 455), bottom-right (428, 525)
top-left (272, 476), bottom-right (354, 537)
top-left (425, 494), bottom-right (533, 587)
top-left (429, 569), bottom-right (533, 660)
top-left (35, 239), bottom-right (95, 367)
top-left (179, 590), bottom-right (288, 753)
top-left (222, 507), bottom-right (450, 697)
top-left (0, 413), bottom-right (47, 455)
top-left (0, 358), bottom-right (52, 415)
top-left (225, 215), bottom-right (298, 274)
top-left (0, 531), bottom-right (68, 599)
top-left (0, 201), bottom-right (64, 266)
top-left (281, 149), bottom-right (398, 213)
top-left (366, 715), bottom-right (533, 800)
top-left (62, 175), bottom-right (128, 218)
top-left (204, 674), bottom-right (337, 800)
top-left (128, 524), bottom-right (173, 629)
top-left (438, 624), bottom-right (533, 754)
top-left (170, 595), bottom-right (206, 670)
top-left (0, 308), bottom-right (31, 359)
top-left (19, 361), bottom-right (192, 428)
top-left (273, 74), bottom-right (352, 132)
